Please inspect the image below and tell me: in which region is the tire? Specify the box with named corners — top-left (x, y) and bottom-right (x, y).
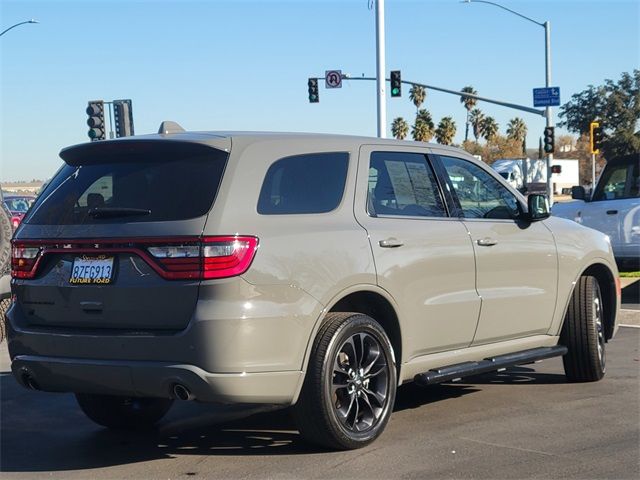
top-left (294, 312), bottom-right (397, 450)
top-left (75, 393), bottom-right (173, 430)
top-left (561, 275), bottom-right (606, 382)
top-left (0, 298), bottom-right (9, 343)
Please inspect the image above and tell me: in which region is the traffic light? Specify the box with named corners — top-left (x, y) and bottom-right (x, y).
top-left (590, 121), bottom-right (602, 154)
top-left (113, 99), bottom-right (134, 138)
top-left (86, 100), bottom-right (105, 141)
top-left (543, 126), bottom-right (555, 154)
top-left (390, 70), bottom-right (401, 97)
top-left (308, 78), bottom-right (319, 103)
top-left (550, 165), bottom-right (562, 174)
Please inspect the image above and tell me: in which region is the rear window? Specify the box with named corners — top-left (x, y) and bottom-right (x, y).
top-left (258, 152), bottom-right (349, 214)
top-left (26, 142), bottom-right (228, 225)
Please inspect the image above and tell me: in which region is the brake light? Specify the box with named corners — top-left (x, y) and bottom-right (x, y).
top-left (9, 236), bottom-right (259, 281)
top-left (11, 243), bottom-right (42, 279)
top-left (202, 236), bottom-right (258, 279)
top-left (147, 236), bottom-right (259, 280)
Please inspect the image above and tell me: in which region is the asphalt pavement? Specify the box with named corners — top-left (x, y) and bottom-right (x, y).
top-left (1, 328), bottom-right (638, 479)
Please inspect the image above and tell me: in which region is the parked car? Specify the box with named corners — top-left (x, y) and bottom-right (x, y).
top-left (0, 190), bottom-right (12, 342)
top-left (3, 194), bottom-right (36, 230)
top-left (6, 125), bottom-right (620, 450)
top-left (552, 153), bottom-right (639, 271)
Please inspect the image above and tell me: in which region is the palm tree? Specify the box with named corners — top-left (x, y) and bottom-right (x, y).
top-left (459, 86), bottom-right (477, 142)
top-left (435, 117), bottom-right (457, 145)
top-left (507, 117), bottom-right (528, 154)
top-left (469, 108), bottom-right (484, 142)
top-left (391, 117), bottom-right (409, 140)
top-left (409, 85), bottom-right (426, 111)
top-left (412, 120), bottom-right (433, 142)
top-left (412, 109), bottom-right (435, 142)
top-left (480, 116), bottom-right (499, 141)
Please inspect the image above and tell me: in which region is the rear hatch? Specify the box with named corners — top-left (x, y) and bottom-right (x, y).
top-left (12, 138), bottom-right (229, 331)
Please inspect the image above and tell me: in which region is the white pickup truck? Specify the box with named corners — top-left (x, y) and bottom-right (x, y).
top-left (552, 153), bottom-right (639, 271)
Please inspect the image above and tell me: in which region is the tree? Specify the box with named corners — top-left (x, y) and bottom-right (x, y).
top-left (506, 117), bottom-right (528, 154)
top-left (412, 120), bottom-right (433, 142)
top-left (412, 109), bottom-right (435, 142)
top-left (391, 117), bottom-right (409, 140)
top-left (409, 85), bottom-right (426, 111)
top-left (480, 116), bottom-right (499, 141)
top-left (462, 135), bottom-right (522, 163)
top-left (558, 70), bottom-right (640, 159)
top-left (460, 86), bottom-right (478, 142)
top-left (435, 117), bottom-right (457, 145)
top-left (469, 108), bottom-right (484, 142)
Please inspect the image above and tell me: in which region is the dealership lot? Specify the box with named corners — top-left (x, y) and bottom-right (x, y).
top-left (1, 326), bottom-right (637, 479)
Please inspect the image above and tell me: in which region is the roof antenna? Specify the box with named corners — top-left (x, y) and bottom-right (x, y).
top-left (158, 121), bottom-right (185, 135)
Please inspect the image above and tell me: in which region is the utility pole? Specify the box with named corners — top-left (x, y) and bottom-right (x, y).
top-left (375, 0), bottom-right (386, 138)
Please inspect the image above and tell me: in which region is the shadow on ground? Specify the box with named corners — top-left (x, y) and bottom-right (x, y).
top-left (0, 362), bottom-right (570, 473)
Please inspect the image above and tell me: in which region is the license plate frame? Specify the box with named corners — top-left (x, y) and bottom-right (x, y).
top-left (69, 256), bottom-right (115, 285)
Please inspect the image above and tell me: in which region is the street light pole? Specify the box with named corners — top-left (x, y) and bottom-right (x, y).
top-left (462, 0), bottom-right (554, 204)
top-left (0, 19), bottom-right (39, 37)
top-left (375, 0), bottom-right (387, 138)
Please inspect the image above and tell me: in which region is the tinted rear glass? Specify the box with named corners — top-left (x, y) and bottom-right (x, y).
top-left (26, 142), bottom-right (228, 225)
top-left (258, 152), bottom-right (349, 214)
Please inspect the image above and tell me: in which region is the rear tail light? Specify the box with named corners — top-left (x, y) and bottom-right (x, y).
top-left (148, 236), bottom-right (259, 280)
top-left (11, 243), bottom-right (42, 279)
top-left (10, 236), bottom-right (258, 281)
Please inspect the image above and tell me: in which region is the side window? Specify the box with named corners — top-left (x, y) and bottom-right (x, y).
top-left (258, 152), bottom-right (349, 214)
top-left (368, 152), bottom-right (446, 217)
top-left (441, 156), bottom-right (520, 220)
top-left (593, 162), bottom-right (639, 201)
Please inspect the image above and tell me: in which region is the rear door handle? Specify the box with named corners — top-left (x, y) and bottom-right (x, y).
top-left (477, 238), bottom-right (498, 247)
top-left (379, 238), bottom-right (404, 248)
top-left (606, 210), bottom-right (618, 215)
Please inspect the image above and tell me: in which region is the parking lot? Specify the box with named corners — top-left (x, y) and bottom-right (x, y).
top-left (1, 325), bottom-right (637, 479)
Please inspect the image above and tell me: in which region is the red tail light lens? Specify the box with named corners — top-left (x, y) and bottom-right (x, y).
top-left (201, 236), bottom-right (259, 279)
top-left (11, 243), bottom-right (42, 279)
top-left (146, 236), bottom-right (259, 280)
top-left (10, 236), bottom-right (258, 281)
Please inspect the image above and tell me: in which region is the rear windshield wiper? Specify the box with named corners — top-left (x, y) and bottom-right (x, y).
top-left (88, 207), bottom-right (152, 219)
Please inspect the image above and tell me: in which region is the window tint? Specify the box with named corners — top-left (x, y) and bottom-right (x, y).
top-left (258, 152), bottom-right (349, 214)
top-left (26, 146), bottom-right (228, 225)
top-left (441, 156), bottom-right (520, 220)
top-left (592, 161), bottom-right (639, 201)
top-left (368, 152), bottom-right (446, 217)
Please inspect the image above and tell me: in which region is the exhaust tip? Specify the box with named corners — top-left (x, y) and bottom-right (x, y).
top-left (172, 383), bottom-right (194, 401)
top-left (21, 370), bottom-right (40, 390)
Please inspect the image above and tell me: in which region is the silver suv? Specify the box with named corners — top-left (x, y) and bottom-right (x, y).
top-left (6, 124), bottom-right (620, 450)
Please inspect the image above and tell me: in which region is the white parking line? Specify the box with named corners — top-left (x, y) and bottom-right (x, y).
top-left (620, 324), bottom-right (640, 329)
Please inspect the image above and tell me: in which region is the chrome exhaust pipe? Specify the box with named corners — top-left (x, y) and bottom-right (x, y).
top-left (172, 383), bottom-right (194, 401)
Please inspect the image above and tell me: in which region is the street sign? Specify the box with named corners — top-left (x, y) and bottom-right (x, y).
top-left (533, 87), bottom-right (561, 107)
top-left (325, 70), bottom-right (342, 89)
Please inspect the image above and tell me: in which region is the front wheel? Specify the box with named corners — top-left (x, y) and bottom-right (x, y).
top-left (75, 393), bottom-right (173, 430)
top-left (561, 275), bottom-right (606, 382)
top-left (294, 312), bottom-right (397, 450)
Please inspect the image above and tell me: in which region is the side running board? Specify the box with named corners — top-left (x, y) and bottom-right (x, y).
top-left (414, 346), bottom-right (568, 386)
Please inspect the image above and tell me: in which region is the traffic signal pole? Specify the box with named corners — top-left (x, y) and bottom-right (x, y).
top-left (544, 20), bottom-right (554, 205)
top-left (375, 0), bottom-right (386, 138)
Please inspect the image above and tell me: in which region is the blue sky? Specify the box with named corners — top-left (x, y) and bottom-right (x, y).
top-left (1, 0), bottom-right (638, 181)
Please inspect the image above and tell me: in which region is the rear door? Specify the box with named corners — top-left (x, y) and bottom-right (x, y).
top-left (354, 145), bottom-right (480, 358)
top-left (434, 152), bottom-right (558, 344)
top-left (12, 139), bottom-right (229, 331)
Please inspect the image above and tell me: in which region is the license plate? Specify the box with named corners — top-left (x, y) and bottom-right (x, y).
top-left (70, 256), bottom-right (114, 285)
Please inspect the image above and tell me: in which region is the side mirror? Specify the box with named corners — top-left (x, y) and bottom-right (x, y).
top-left (571, 186), bottom-right (586, 200)
top-left (527, 194), bottom-right (550, 221)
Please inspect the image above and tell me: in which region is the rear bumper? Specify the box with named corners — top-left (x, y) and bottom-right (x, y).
top-left (11, 354), bottom-right (304, 405)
